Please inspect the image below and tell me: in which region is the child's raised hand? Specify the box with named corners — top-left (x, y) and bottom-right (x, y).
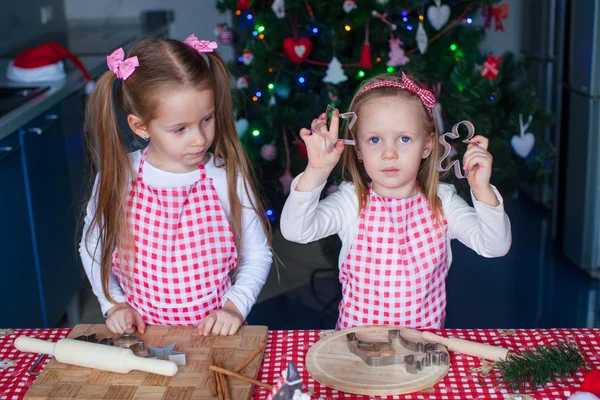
top-left (198, 301), bottom-right (244, 336)
top-left (106, 305), bottom-right (146, 335)
top-left (301, 109), bottom-right (345, 171)
top-left (296, 110), bottom-right (345, 192)
top-left (463, 135), bottom-right (499, 207)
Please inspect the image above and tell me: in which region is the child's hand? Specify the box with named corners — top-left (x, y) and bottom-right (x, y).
top-left (464, 136), bottom-right (499, 207)
top-left (296, 110), bottom-right (345, 192)
top-left (302, 110), bottom-right (345, 171)
top-left (106, 304), bottom-right (146, 335)
top-left (198, 301), bottom-right (243, 336)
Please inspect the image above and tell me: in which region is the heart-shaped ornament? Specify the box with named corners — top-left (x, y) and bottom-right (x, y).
top-left (511, 133), bottom-right (535, 158)
top-left (283, 37), bottom-right (312, 64)
top-left (427, 2), bottom-right (451, 31)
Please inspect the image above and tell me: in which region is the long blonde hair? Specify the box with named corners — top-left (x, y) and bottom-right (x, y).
top-left (342, 73), bottom-right (446, 222)
top-left (84, 38), bottom-right (271, 305)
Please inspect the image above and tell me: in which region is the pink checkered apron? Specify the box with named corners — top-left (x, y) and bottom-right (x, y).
top-left (336, 188), bottom-right (449, 330)
top-left (111, 149), bottom-right (238, 326)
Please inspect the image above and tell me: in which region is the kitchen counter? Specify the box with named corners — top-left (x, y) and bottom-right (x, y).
top-left (0, 327), bottom-right (597, 399)
top-left (0, 19), bottom-right (169, 141)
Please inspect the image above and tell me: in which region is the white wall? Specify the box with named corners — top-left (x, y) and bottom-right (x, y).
top-left (476, 0), bottom-right (523, 55)
top-left (63, 0), bottom-right (234, 61)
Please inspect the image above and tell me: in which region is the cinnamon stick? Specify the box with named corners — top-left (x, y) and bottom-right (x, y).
top-left (207, 354), bottom-right (217, 397)
top-left (215, 365), bottom-right (224, 400)
top-left (216, 361), bottom-right (231, 400)
top-left (209, 365), bottom-right (273, 391)
top-left (233, 343), bottom-right (266, 373)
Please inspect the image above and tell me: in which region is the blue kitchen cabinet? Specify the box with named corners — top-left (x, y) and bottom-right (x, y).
top-left (0, 133), bottom-right (45, 327)
top-left (0, 102), bottom-right (83, 328)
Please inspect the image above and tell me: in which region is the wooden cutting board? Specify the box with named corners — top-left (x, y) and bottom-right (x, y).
top-left (306, 325), bottom-right (450, 396)
top-left (24, 324), bottom-right (268, 400)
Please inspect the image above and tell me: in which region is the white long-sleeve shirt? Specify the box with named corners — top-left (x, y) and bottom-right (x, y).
top-left (280, 175), bottom-right (511, 267)
top-left (79, 150), bottom-right (272, 320)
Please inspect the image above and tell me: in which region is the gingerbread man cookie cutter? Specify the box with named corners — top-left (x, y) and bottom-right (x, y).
top-left (437, 120), bottom-right (477, 179)
top-left (346, 329), bottom-right (449, 374)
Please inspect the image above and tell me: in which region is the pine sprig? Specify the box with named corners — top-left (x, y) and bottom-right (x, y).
top-left (495, 342), bottom-right (587, 391)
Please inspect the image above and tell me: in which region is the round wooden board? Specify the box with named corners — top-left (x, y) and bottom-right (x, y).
top-left (306, 325), bottom-right (450, 396)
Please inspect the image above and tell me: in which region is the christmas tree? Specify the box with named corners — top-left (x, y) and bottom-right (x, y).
top-left (216, 0), bottom-right (554, 225)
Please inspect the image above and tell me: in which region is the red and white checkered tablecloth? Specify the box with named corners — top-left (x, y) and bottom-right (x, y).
top-left (1, 328), bottom-right (598, 400)
top-left (0, 329), bottom-right (70, 400)
top-left (253, 329), bottom-right (600, 400)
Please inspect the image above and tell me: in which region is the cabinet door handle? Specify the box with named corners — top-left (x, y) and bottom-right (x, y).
top-left (0, 145), bottom-right (20, 161)
top-left (27, 128), bottom-right (43, 135)
top-left (24, 113), bottom-right (61, 136)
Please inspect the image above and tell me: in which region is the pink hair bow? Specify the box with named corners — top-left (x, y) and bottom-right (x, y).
top-left (106, 48), bottom-right (139, 80)
top-left (183, 34), bottom-right (218, 54)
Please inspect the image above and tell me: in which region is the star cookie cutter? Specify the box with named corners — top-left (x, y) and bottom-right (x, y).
top-left (346, 329), bottom-right (449, 374)
top-left (145, 344), bottom-right (186, 366)
top-left (437, 120), bottom-right (477, 179)
top-left (311, 104), bottom-right (357, 153)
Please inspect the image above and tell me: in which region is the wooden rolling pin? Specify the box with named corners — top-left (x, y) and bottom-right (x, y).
top-left (415, 330), bottom-right (509, 361)
top-left (14, 336), bottom-right (178, 376)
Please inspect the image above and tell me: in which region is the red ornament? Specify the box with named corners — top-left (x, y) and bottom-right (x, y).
top-left (482, 3), bottom-right (510, 32)
top-left (282, 37), bottom-right (312, 64)
top-left (360, 43), bottom-right (372, 69)
top-left (236, 0), bottom-right (251, 10)
top-left (293, 138), bottom-right (308, 159)
top-left (582, 370), bottom-right (600, 397)
top-left (481, 55), bottom-right (502, 80)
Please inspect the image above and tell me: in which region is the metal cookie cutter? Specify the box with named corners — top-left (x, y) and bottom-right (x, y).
top-left (74, 333), bottom-right (114, 346)
top-left (145, 344), bottom-right (186, 366)
top-left (346, 329), bottom-right (449, 374)
top-left (114, 334), bottom-right (144, 354)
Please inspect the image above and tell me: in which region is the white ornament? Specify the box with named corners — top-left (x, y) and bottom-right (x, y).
top-left (511, 114), bottom-right (535, 158)
top-left (323, 56), bottom-right (348, 85)
top-left (269, 96), bottom-right (276, 107)
top-left (568, 394), bottom-right (600, 400)
top-left (376, 0), bottom-right (389, 4)
top-left (272, 0), bottom-right (285, 19)
top-left (343, 0), bottom-right (357, 13)
top-left (236, 75), bottom-right (249, 89)
top-left (416, 21), bottom-right (428, 54)
top-left (427, 0), bottom-right (451, 31)
top-left (235, 118), bottom-right (249, 137)
top-left (242, 49), bottom-right (254, 66)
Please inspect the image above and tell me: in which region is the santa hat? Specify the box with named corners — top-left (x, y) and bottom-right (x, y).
top-left (6, 42), bottom-right (95, 94)
top-left (569, 370), bottom-right (600, 400)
